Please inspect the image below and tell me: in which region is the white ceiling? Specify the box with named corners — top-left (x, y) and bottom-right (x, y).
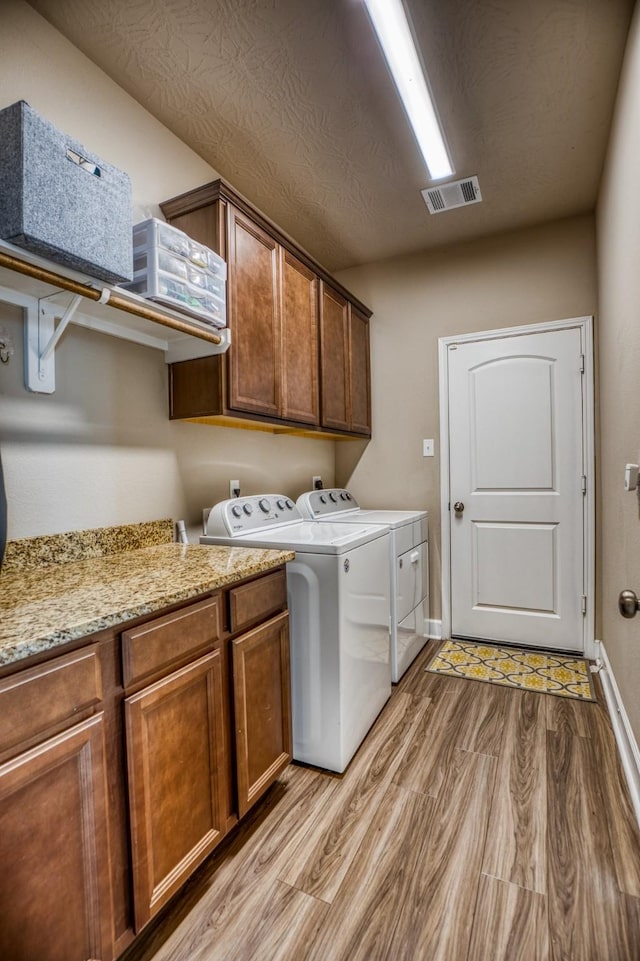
top-left (28, 0), bottom-right (635, 271)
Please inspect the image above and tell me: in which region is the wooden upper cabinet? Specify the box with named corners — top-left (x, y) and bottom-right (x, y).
top-left (281, 249), bottom-right (318, 425)
top-left (319, 283), bottom-right (350, 432)
top-left (348, 306), bottom-right (372, 436)
top-left (161, 179), bottom-right (371, 436)
top-left (227, 207), bottom-right (281, 417)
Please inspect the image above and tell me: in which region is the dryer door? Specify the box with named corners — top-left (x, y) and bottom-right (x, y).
top-left (397, 542), bottom-right (427, 622)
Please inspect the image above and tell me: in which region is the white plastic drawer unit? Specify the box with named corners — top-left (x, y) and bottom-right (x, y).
top-left (123, 217), bottom-right (227, 327)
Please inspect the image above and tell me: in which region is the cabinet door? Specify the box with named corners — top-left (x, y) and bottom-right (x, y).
top-left (319, 282), bottom-right (350, 431)
top-left (232, 611), bottom-right (292, 817)
top-left (125, 650), bottom-right (227, 931)
top-left (348, 306), bottom-right (371, 436)
top-left (281, 249), bottom-right (319, 424)
top-left (227, 206), bottom-right (281, 417)
top-left (0, 714), bottom-right (113, 961)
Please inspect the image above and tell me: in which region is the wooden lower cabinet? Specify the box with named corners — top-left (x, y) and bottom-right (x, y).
top-left (125, 649), bottom-right (228, 931)
top-left (0, 567), bottom-right (292, 958)
top-left (0, 714), bottom-right (113, 961)
top-left (232, 611), bottom-right (292, 816)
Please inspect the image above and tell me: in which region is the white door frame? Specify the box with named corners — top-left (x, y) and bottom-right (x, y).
top-left (438, 316), bottom-right (596, 658)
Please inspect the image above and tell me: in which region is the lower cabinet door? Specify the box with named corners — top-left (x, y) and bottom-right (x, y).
top-left (232, 611), bottom-right (292, 817)
top-left (0, 714), bottom-right (113, 961)
top-left (125, 650), bottom-right (228, 931)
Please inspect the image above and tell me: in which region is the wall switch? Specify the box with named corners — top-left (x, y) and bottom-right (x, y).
top-left (229, 479), bottom-right (240, 498)
top-left (423, 439), bottom-right (435, 457)
top-left (312, 475), bottom-right (323, 490)
top-left (624, 464), bottom-right (639, 492)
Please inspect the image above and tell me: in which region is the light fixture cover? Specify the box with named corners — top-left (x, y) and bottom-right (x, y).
top-left (363, 0), bottom-right (453, 180)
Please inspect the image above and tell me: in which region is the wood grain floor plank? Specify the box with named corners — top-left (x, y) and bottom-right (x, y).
top-left (467, 874), bottom-right (548, 961)
top-left (391, 689), bottom-right (460, 797)
top-left (279, 691), bottom-right (430, 902)
top-left (186, 881), bottom-right (328, 961)
top-left (547, 729), bottom-right (639, 961)
top-left (586, 700), bottom-right (640, 897)
top-left (308, 747), bottom-right (496, 961)
top-left (455, 680), bottom-right (512, 756)
top-left (482, 690), bottom-right (547, 894)
top-left (305, 783), bottom-right (436, 961)
top-left (393, 677), bottom-right (508, 799)
top-left (545, 694), bottom-right (591, 738)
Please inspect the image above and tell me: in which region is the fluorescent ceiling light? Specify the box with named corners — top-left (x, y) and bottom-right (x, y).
top-left (363, 0), bottom-right (453, 181)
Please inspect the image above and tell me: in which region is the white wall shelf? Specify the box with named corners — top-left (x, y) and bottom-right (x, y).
top-left (0, 239), bottom-right (230, 394)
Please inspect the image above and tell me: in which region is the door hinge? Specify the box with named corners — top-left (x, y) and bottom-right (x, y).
top-left (581, 475), bottom-right (587, 494)
top-left (579, 353), bottom-right (585, 373)
top-left (448, 501), bottom-right (451, 511)
top-left (581, 595), bottom-right (587, 615)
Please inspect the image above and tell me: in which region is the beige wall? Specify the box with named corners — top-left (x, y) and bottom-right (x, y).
top-left (335, 215), bottom-right (597, 621)
top-left (0, 1), bottom-right (334, 540)
top-left (596, 3), bottom-right (640, 739)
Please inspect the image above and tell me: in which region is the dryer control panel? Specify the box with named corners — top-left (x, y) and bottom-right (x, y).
top-left (297, 488), bottom-right (360, 519)
top-left (206, 495), bottom-right (300, 536)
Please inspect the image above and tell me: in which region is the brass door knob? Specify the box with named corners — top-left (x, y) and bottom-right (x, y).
top-left (618, 590), bottom-right (640, 618)
top-left (454, 501), bottom-right (464, 515)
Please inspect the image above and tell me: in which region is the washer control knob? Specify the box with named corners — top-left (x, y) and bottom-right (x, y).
top-left (345, 492), bottom-right (352, 500)
top-left (286, 499), bottom-right (294, 509)
top-left (243, 503), bottom-right (253, 516)
top-left (340, 492), bottom-right (348, 500)
top-left (231, 505), bottom-right (242, 518)
top-left (276, 498), bottom-right (286, 510)
top-left (258, 498), bottom-right (270, 513)
top-left (319, 494), bottom-right (327, 504)
top-left (329, 492), bottom-right (337, 502)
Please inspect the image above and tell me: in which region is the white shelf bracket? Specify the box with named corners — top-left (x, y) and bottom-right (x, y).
top-left (25, 293), bottom-right (82, 393)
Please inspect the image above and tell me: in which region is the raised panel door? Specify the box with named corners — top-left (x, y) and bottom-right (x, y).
top-left (348, 306), bottom-right (371, 435)
top-left (281, 249), bottom-right (319, 424)
top-left (227, 206), bottom-right (280, 417)
top-left (319, 282), bottom-right (350, 431)
top-left (0, 714), bottom-right (113, 961)
top-left (232, 611), bottom-right (292, 817)
top-left (125, 650), bottom-right (228, 931)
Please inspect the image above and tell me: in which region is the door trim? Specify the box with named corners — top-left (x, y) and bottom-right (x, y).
top-left (438, 316), bottom-right (595, 657)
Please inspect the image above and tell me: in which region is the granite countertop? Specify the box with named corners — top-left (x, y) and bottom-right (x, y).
top-left (0, 542), bottom-right (294, 669)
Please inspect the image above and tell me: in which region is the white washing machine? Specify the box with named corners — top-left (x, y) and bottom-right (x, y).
top-left (202, 494), bottom-right (391, 774)
top-left (297, 489), bottom-right (429, 683)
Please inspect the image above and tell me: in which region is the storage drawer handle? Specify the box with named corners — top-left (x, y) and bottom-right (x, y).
top-left (66, 147), bottom-right (101, 178)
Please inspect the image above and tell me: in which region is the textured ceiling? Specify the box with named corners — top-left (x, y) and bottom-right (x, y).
top-left (27, 0), bottom-right (635, 271)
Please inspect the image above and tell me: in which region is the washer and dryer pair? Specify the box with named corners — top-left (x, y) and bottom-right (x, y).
top-left (202, 489), bottom-right (428, 774)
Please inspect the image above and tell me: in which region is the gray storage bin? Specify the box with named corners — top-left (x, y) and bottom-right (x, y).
top-left (0, 100), bottom-right (132, 283)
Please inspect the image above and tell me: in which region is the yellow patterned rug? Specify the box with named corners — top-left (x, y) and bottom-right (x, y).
top-left (426, 639), bottom-right (595, 701)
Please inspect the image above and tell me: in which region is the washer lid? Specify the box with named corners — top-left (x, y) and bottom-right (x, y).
top-left (201, 519), bottom-right (390, 554)
top-left (342, 508), bottom-right (428, 529)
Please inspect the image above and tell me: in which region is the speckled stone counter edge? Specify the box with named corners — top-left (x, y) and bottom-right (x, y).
top-left (0, 543), bottom-right (295, 669)
top-left (2, 519), bottom-right (175, 574)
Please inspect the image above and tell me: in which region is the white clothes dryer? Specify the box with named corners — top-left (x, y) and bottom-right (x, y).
top-left (202, 494), bottom-right (391, 774)
top-left (297, 489), bottom-right (429, 682)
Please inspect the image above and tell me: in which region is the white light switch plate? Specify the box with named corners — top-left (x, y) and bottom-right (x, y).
top-left (423, 439), bottom-right (434, 457)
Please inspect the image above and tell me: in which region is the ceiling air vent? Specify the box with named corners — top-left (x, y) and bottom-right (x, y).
top-left (421, 176), bottom-right (482, 214)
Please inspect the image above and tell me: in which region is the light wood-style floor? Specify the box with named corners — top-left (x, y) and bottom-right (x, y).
top-left (124, 640), bottom-right (640, 961)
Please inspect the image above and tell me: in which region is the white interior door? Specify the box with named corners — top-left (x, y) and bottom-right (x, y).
top-left (448, 326), bottom-right (585, 651)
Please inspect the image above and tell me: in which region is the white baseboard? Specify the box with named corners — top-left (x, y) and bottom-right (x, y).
top-left (426, 618), bottom-right (442, 640)
top-left (596, 640), bottom-right (640, 829)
